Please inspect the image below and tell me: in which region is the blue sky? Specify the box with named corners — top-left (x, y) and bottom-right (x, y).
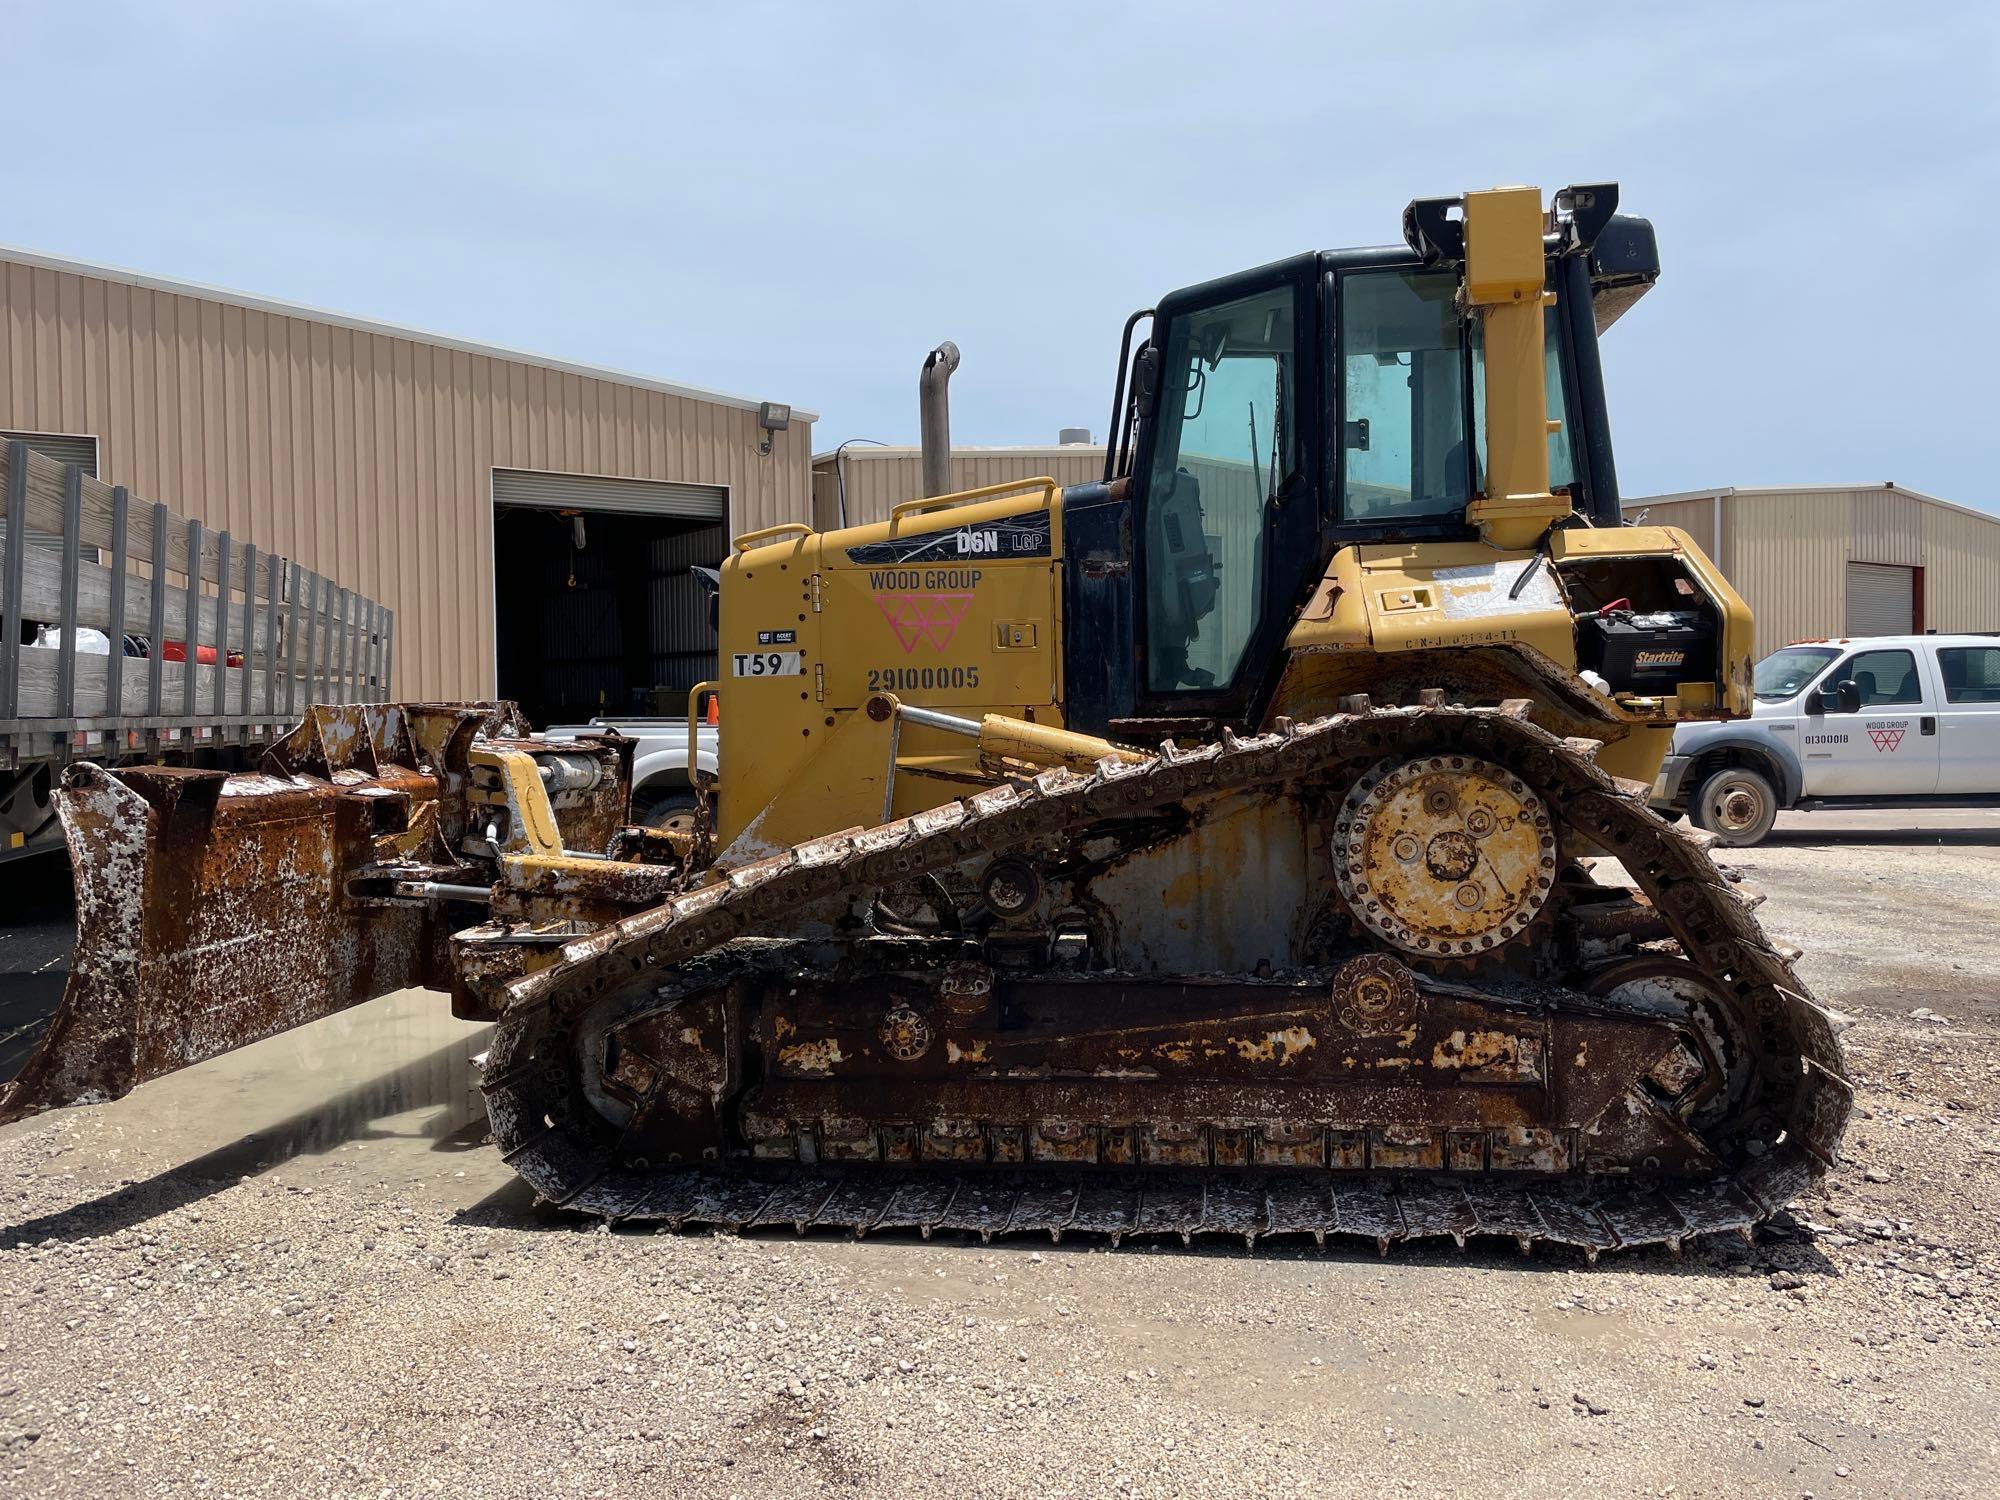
top-left (11, 2), bottom-right (1998, 504)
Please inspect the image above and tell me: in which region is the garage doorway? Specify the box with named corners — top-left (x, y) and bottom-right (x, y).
top-left (1845, 561), bottom-right (1920, 637)
top-left (492, 468), bottom-right (727, 728)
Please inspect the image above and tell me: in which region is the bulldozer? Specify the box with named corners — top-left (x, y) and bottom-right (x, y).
top-left (1, 184), bottom-right (1849, 1255)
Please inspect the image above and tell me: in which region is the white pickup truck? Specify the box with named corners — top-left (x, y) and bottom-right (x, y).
top-left (1652, 634), bottom-right (2000, 845)
top-left (541, 716), bottom-right (718, 832)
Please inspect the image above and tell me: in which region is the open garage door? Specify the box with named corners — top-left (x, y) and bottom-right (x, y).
top-left (492, 467), bottom-right (725, 519)
top-left (1845, 562), bottom-right (1916, 637)
top-left (492, 469), bottom-right (728, 727)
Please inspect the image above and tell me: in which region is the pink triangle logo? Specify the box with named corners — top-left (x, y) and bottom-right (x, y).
top-left (875, 593), bottom-right (973, 654)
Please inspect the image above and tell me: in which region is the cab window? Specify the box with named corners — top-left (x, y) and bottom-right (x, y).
top-left (1826, 648), bottom-right (1921, 706)
top-left (1940, 647), bottom-right (2000, 703)
top-left (1143, 285), bottom-right (1294, 693)
top-left (1338, 270), bottom-right (1468, 522)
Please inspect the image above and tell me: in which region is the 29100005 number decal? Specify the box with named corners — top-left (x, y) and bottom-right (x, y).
top-left (866, 665), bottom-right (980, 692)
top-left (731, 651), bottom-right (804, 677)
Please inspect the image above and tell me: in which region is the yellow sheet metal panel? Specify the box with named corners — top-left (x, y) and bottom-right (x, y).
top-left (0, 253), bottom-right (815, 700)
top-left (714, 487), bottom-right (1064, 846)
top-left (1461, 187), bottom-right (1547, 305)
top-left (822, 550), bottom-right (1058, 711)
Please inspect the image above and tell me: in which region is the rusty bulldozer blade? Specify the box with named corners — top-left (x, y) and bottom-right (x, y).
top-left (0, 702), bottom-right (629, 1125)
top-left (1, 714), bottom-right (444, 1123)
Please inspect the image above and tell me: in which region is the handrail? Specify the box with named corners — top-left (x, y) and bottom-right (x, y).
top-left (888, 476), bottom-right (1059, 527)
top-left (732, 522), bottom-right (813, 554)
top-left (686, 680), bottom-right (718, 783)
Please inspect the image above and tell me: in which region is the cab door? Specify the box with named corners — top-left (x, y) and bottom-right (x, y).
top-left (1799, 644), bottom-right (1941, 795)
top-left (1129, 255), bottom-right (1323, 724)
top-left (1935, 643), bottom-right (2000, 793)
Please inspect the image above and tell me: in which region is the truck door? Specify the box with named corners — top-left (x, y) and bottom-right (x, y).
top-left (1800, 644), bottom-right (1940, 795)
top-left (1935, 643), bottom-right (2000, 793)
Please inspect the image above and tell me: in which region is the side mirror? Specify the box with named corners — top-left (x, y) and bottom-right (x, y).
top-left (1133, 344), bottom-right (1161, 414)
top-left (1837, 679), bottom-right (1862, 713)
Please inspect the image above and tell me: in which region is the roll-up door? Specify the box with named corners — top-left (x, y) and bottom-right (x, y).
top-left (3, 434), bottom-right (101, 560)
top-left (492, 467), bottom-right (725, 519)
top-left (1845, 562), bottom-right (1915, 637)
top-left (2, 431), bottom-right (98, 475)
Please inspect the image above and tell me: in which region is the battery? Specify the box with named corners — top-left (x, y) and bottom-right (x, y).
top-left (1579, 609), bottom-right (1718, 693)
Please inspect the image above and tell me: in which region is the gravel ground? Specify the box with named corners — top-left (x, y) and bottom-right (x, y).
top-left (2, 809), bottom-right (1998, 1498)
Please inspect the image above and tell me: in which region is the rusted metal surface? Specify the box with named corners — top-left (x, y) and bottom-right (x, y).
top-left (1331, 953), bottom-right (1420, 1035)
top-left (476, 703), bottom-right (1851, 1255)
top-left (580, 961), bottom-right (1705, 1182)
top-left (0, 701), bottom-right (632, 1122)
top-left (1335, 755), bottom-right (1555, 957)
top-left (0, 755), bottom-right (446, 1121)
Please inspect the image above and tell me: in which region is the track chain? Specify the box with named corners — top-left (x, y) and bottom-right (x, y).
top-left (484, 1163), bottom-right (1808, 1262)
top-left (483, 704), bottom-right (1852, 1257)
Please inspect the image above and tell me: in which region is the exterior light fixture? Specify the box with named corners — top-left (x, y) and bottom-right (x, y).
top-left (757, 402), bottom-right (791, 454)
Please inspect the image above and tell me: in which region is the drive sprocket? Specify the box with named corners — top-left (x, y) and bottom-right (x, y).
top-left (1333, 753), bottom-right (1557, 959)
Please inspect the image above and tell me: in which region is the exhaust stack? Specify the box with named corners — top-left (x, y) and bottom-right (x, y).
top-left (918, 341), bottom-right (960, 498)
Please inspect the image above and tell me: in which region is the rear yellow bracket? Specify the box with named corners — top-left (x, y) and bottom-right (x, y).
top-left (468, 746), bottom-right (567, 857)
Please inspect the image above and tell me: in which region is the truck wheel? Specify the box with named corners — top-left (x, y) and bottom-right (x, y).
top-left (637, 788), bottom-right (700, 836)
top-left (1690, 767), bottom-right (1778, 847)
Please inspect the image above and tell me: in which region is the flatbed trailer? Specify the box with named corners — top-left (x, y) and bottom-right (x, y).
top-left (0, 440), bottom-right (391, 859)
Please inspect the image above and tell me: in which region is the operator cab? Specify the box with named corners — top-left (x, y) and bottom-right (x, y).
top-left (1063, 183), bottom-right (1661, 736)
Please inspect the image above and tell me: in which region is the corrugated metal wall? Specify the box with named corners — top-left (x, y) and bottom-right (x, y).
top-left (1849, 488), bottom-right (1925, 567)
top-left (1626, 485), bottom-right (2000, 655)
top-left (1715, 491), bottom-right (1850, 655)
top-left (0, 255), bottom-right (814, 699)
top-left (1629, 495), bottom-right (1724, 575)
top-left (1920, 500), bottom-right (2000, 635)
top-left (811, 447), bottom-right (1107, 528)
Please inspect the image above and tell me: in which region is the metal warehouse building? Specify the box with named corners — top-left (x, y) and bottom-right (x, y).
top-left (0, 247), bottom-right (815, 719)
top-left (811, 442), bottom-right (1106, 528)
top-left (1625, 484), bottom-right (2000, 656)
